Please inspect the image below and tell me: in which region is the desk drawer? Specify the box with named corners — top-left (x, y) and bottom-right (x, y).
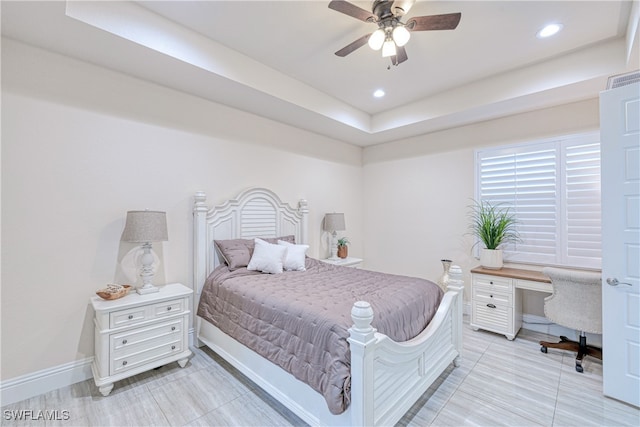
top-left (516, 279), bottom-right (553, 293)
top-left (473, 287), bottom-right (512, 306)
top-left (472, 301), bottom-right (511, 333)
top-left (473, 274), bottom-right (512, 294)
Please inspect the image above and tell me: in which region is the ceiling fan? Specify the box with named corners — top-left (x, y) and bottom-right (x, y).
top-left (328, 0), bottom-right (461, 66)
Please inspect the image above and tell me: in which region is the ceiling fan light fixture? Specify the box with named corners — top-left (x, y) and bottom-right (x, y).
top-left (392, 25), bottom-right (410, 47)
top-left (368, 28), bottom-right (385, 50)
top-left (329, 0), bottom-right (462, 65)
top-left (382, 38), bottom-right (396, 57)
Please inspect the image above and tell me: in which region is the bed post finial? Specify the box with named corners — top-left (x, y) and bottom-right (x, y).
top-left (194, 191), bottom-right (207, 211)
top-left (351, 301), bottom-right (374, 332)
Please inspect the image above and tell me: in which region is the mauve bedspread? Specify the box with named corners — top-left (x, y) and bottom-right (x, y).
top-left (197, 258), bottom-right (443, 415)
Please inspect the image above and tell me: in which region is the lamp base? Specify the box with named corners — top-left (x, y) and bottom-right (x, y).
top-left (137, 284), bottom-right (159, 295)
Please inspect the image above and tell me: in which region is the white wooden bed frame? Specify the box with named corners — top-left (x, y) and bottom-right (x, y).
top-left (193, 188), bottom-right (464, 426)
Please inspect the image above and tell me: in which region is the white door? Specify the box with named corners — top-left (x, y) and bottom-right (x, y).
top-left (600, 81), bottom-right (640, 407)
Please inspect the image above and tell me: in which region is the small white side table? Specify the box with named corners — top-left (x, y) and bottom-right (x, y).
top-left (90, 283), bottom-right (192, 396)
top-left (320, 257), bottom-right (363, 268)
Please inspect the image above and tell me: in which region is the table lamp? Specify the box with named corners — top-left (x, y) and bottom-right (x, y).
top-left (323, 213), bottom-right (345, 260)
top-left (121, 210), bottom-right (168, 294)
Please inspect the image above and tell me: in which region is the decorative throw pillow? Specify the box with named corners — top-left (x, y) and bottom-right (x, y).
top-left (247, 238), bottom-right (288, 274)
top-left (214, 239), bottom-right (253, 271)
top-left (214, 235), bottom-right (296, 271)
top-left (267, 235), bottom-right (295, 245)
top-left (278, 240), bottom-right (309, 271)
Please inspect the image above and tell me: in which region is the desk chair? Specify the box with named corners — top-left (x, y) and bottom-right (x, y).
top-left (539, 267), bottom-right (602, 372)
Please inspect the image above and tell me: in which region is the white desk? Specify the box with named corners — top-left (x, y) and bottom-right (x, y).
top-left (470, 266), bottom-right (552, 340)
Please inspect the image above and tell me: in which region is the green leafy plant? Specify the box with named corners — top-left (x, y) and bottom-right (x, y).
top-left (337, 237), bottom-right (350, 248)
top-left (468, 200), bottom-right (520, 250)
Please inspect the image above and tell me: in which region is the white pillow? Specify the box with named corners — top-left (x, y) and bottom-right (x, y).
top-left (278, 240), bottom-right (309, 271)
top-left (247, 238), bottom-right (287, 274)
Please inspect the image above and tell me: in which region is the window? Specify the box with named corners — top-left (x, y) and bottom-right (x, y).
top-left (476, 132), bottom-right (601, 269)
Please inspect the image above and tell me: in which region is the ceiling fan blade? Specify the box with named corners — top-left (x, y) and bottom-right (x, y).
top-left (391, 45), bottom-right (408, 65)
top-left (328, 0), bottom-right (376, 23)
top-left (406, 12), bottom-right (461, 31)
top-left (335, 33), bottom-right (371, 57)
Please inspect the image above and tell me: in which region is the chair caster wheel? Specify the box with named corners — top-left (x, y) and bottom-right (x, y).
top-left (540, 346), bottom-right (548, 353)
top-left (576, 364), bottom-right (583, 373)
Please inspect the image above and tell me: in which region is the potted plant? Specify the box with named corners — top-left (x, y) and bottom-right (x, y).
top-left (468, 200), bottom-right (520, 269)
top-left (337, 237), bottom-right (350, 259)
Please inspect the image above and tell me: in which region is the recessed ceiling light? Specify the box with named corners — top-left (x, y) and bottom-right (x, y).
top-left (373, 89), bottom-right (385, 98)
top-left (537, 23), bottom-right (563, 39)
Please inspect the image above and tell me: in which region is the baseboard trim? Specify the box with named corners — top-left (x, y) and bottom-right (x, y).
top-left (0, 357), bottom-right (94, 406)
top-left (521, 313), bottom-right (602, 346)
top-left (522, 313), bottom-right (567, 336)
top-left (1, 328), bottom-right (198, 407)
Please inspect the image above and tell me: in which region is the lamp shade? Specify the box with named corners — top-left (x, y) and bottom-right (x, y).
top-left (121, 210), bottom-right (168, 243)
top-left (368, 28), bottom-right (385, 50)
top-left (323, 213), bottom-right (346, 232)
top-left (392, 25), bottom-right (410, 47)
top-left (382, 39), bottom-right (396, 57)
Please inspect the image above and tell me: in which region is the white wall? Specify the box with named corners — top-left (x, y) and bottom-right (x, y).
top-left (362, 98), bottom-right (600, 308)
top-left (1, 39), bottom-right (363, 381)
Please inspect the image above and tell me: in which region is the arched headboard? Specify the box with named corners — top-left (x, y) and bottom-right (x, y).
top-left (193, 187), bottom-right (309, 297)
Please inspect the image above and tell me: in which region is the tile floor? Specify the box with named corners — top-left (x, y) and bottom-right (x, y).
top-left (3, 319), bottom-right (639, 426)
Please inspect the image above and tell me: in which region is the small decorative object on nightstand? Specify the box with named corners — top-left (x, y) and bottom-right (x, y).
top-left (90, 283), bottom-right (192, 396)
top-left (95, 284), bottom-right (132, 300)
top-left (337, 237), bottom-right (350, 258)
top-left (321, 257), bottom-right (363, 268)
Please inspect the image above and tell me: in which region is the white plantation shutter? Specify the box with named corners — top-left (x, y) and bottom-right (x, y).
top-left (476, 132), bottom-right (601, 268)
top-left (564, 141), bottom-right (601, 266)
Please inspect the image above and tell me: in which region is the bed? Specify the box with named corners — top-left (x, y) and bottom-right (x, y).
top-left (193, 188), bottom-right (464, 426)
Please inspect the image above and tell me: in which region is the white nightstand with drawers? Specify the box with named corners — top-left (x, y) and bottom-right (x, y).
top-left (90, 283), bottom-right (192, 396)
top-left (320, 257), bottom-right (363, 268)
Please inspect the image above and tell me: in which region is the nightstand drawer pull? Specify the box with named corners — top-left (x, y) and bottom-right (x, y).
top-left (128, 315), bottom-right (133, 320)
top-left (122, 361), bottom-right (127, 366)
top-left (167, 307), bottom-right (172, 311)
top-left (171, 345), bottom-right (176, 350)
top-left (122, 339), bottom-right (128, 345)
top-left (171, 326), bottom-right (176, 331)
top-left (487, 303), bottom-right (497, 308)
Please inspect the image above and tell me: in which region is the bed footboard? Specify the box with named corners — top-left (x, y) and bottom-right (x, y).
top-left (196, 266), bottom-right (464, 427)
top-left (348, 265), bottom-right (464, 426)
